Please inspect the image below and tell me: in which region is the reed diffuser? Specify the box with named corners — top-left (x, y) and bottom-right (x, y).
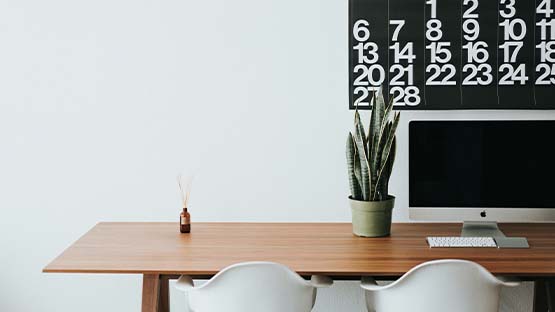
top-left (177, 174), bottom-right (193, 233)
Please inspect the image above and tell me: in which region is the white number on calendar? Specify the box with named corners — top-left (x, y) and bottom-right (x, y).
top-left (426, 0), bottom-right (437, 19)
top-left (426, 42), bottom-right (452, 63)
top-left (536, 64), bottom-right (555, 85)
top-left (463, 42), bottom-right (489, 63)
top-left (462, 64), bottom-right (493, 85)
top-left (353, 64), bottom-right (385, 86)
top-left (426, 20), bottom-right (443, 41)
top-left (390, 43), bottom-right (416, 63)
top-left (390, 20), bottom-right (405, 41)
top-left (536, 41), bottom-right (555, 63)
top-left (536, 0), bottom-right (555, 87)
top-left (426, 64), bottom-right (457, 85)
top-left (499, 42), bottom-right (523, 63)
top-left (463, 19), bottom-right (480, 41)
top-left (500, 0), bottom-right (516, 19)
top-left (537, 0), bottom-right (553, 18)
top-left (499, 19), bottom-right (527, 41)
top-left (391, 86), bottom-right (421, 106)
top-left (353, 42), bottom-right (379, 64)
top-left (354, 87), bottom-right (370, 106)
top-left (353, 20), bottom-right (370, 42)
top-left (536, 19), bottom-right (555, 40)
top-left (499, 64), bottom-right (528, 85)
top-left (463, 0), bottom-right (479, 18)
top-left (390, 65), bottom-right (414, 86)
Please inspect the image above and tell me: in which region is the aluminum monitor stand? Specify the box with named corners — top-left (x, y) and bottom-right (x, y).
top-left (461, 221), bottom-right (529, 248)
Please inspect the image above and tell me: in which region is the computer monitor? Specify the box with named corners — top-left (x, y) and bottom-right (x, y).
top-left (409, 120), bottom-right (555, 236)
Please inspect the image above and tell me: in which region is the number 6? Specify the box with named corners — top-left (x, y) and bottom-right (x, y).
top-left (353, 20), bottom-right (370, 42)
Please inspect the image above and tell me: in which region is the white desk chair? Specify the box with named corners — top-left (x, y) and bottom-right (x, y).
top-left (361, 259), bottom-right (519, 312)
top-left (175, 261), bottom-right (333, 312)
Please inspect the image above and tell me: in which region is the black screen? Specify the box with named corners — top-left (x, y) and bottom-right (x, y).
top-left (409, 121), bottom-right (555, 208)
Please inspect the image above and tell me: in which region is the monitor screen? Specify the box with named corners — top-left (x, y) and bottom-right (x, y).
top-left (409, 121), bottom-right (555, 209)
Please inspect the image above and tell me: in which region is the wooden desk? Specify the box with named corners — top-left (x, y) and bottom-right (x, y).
top-left (44, 222), bottom-right (555, 312)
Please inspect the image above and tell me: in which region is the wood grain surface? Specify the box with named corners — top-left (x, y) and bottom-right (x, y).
top-left (141, 274), bottom-right (159, 312)
top-left (43, 222), bottom-right (555, 277)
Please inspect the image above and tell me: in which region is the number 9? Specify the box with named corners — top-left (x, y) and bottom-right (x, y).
top-left (463, 19), bottom-right (480, 41)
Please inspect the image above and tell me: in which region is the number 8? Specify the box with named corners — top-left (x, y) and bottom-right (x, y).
top-left (426, 20), bottom-right (443, 41)
top-left (404, 86), bottom-right (421, 106)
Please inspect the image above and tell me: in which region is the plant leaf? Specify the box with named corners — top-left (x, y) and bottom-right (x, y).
top-left (353, 122), bottom-right (371, 201)
top-left (371, 121), bottom-right (390, 193)
top-left (354, 109), bottom-right (367, 157)
top-left (372, 112), bottom-right (400, 201)
top-left (368, 91), bottom-right (376, 153)
top-left (371, 87), bottom-right (386, 138)
top-left (374, 95), bottom-right (395, 157)
top-left (369, 88), bottom-right (388, 198)
top-left (346, 132), bottom-right (362, 199)
top-left (366, 90), bottom-right (376, 150)
top-left (371, 97), bottom-right (393, 177)
top-left (380, 136), bottom-right (396, 200)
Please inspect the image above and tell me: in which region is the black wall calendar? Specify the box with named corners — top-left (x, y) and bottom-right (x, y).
top-left (349, 0), bottom-right (555, 110)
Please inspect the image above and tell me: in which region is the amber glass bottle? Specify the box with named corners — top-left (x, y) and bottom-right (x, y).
top-left (180, 208), bottom-right (191, 233)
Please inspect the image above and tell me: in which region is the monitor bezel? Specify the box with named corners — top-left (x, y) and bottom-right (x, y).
top-left (408, 119), bottom-right (555, 222)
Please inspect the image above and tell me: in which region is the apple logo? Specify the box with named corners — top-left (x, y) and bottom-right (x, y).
top-left (480, 210), bottom-right (487, 218)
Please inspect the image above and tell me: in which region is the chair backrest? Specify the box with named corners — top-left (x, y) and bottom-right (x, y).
top-left (363, 259), bottom-right (518, 312)
top-left (186, 262), bottom-right (317, 312)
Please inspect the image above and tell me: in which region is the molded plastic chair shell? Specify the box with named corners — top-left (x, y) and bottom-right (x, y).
top-left (175, 261), bottom-right (333, 312)
top-left (361, 259), bottom-right (519, 312)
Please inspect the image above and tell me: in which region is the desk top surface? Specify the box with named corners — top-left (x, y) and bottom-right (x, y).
top-left (43, 222), bottom-right (555, 277)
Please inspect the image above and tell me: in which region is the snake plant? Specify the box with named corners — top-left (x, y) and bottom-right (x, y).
top-left (347, 87), bottom-right (400, 202)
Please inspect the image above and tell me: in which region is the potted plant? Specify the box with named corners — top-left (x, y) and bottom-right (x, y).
top-left (347, 87), bottom-right (400, 237)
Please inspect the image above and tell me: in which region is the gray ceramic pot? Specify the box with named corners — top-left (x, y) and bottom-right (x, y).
top-left (349, 196), bottom-right (395, 237)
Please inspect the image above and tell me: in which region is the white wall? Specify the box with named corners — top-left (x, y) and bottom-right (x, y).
top-left (0, 0), bottom-right (549, 311)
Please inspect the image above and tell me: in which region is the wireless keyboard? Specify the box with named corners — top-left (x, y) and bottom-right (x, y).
top-left (427, 236), bottom-right (498, 248)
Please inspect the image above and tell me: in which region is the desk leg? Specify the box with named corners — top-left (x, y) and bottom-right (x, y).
top-left (142, 274), bottom-right (160, 312)
top-left (533, 279), bottom-right (554, 312)
top-left (548, 279), bottom-right (554, 312)
top-left (159, 276), bottom-right (170, 312)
